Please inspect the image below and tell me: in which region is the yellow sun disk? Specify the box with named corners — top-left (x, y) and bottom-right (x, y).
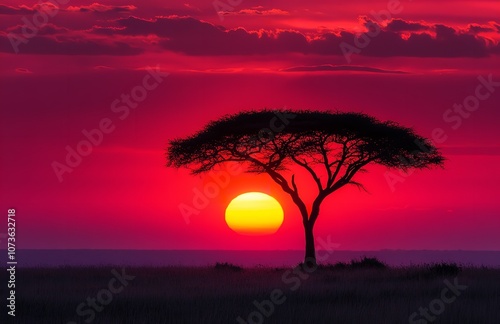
top-left (225, 192), bottom-right (284, 235)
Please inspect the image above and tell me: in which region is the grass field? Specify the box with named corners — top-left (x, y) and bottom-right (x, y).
top-left (4, 260), bottom-right (500, 324)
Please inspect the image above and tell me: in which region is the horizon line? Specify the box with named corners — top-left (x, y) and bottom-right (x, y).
top-left (10, 249), bottom-right (500, 252)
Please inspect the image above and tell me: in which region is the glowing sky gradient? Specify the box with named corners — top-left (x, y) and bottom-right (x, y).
top-left (0, 0), bottom-right (499, 251)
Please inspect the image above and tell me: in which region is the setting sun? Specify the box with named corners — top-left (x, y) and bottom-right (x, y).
top-left (225, 192), bottom-right (284, 235)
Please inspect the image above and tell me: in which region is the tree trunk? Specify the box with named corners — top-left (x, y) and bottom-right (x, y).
top-left (304, 222), bottom-right (316, 266)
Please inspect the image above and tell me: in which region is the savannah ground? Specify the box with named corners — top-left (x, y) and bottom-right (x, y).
top-left (4, 262), bottom-right (500, 324)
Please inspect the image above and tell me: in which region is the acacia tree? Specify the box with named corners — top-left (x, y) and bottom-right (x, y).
top-left (166, 110), bottom-right (444, 265)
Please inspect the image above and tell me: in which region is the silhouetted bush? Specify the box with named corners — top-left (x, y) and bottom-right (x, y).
top-left (214, 262), bottom-right (243, 272)
top-left (350, 257), bottom-right (387, 269)
top-left (319, 258), bottom-right (386, 271)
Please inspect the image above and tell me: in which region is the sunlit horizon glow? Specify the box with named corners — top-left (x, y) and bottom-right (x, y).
top-left (225, 192), bottom-right (284, 235)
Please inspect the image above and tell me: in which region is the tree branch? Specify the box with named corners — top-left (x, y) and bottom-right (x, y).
top-left (319, 137), bottom-right (333, 186)
top-left (290, 156), bottom-right (323, 192)
top-left (329, 141), bottom-right (348, 187)
top-left (291, 174), bottom-right (299, 195)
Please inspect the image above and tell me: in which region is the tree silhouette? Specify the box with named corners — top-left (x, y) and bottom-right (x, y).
top-left (166, 110), bottom-right (444, 265)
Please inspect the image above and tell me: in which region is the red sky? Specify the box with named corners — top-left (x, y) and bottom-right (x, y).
top-left (0, 0), bottom-right (499, 251)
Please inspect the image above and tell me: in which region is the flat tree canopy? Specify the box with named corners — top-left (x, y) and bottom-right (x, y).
top-left (167, 110), bottom-right (443, 175)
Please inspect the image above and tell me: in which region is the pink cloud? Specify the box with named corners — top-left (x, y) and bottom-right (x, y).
top-left (220, 7), bottom-right (289, 16)
top-left (66, 3), bottom-right (137, 13)
top-left (14, 67), bottom-right (32, 73)
top-left (7, 23), bottom-right (69, 35)
top-left (0, 31), bottom-right (144, 55)
top-left (0, 2), bottom-right (59, 15)
top-left (385, 19), bottom-right (430, 32)
top-left (112, 16), bottom-right (498, 58)
top-left (1, 12), bottom-right (498, 58)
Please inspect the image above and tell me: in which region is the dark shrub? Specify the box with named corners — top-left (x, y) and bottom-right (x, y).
top-left (214, 262), bottom-right (243, 272)
top-left (350, 257), bottom-right (387, 269)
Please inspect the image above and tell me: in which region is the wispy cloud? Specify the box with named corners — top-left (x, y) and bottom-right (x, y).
top-left (281, 64), bottom-right (408, 74)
